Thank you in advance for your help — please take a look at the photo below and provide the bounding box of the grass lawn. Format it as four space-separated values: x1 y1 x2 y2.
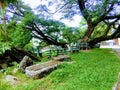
0 48 120 90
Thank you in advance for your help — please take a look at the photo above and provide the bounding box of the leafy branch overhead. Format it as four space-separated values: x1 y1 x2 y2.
77 0 120 45
35 0 120 46
7 1 83 46
1 0 120 49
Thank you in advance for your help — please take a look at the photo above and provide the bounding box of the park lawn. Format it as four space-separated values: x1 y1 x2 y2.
0 48 120 90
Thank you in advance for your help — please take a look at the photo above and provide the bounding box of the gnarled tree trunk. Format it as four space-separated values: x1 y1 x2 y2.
0 47 40 69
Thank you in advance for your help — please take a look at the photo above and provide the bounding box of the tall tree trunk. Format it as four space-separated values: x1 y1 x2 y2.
77 0 95 42
82 22 95 42
0 0 8 41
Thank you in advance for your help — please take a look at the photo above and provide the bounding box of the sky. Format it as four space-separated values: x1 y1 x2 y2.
22 0 81 27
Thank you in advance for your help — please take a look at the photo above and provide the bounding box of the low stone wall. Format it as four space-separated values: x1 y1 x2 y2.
112 72 120 90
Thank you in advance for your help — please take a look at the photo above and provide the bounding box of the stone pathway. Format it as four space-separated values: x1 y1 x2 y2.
100 45 120 49
113 49 120 57
100 45 120 57
100 45 120 90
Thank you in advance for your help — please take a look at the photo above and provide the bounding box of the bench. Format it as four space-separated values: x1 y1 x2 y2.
70 46 79 53
46 50 52 58
51 46 65 56
80 42 90 50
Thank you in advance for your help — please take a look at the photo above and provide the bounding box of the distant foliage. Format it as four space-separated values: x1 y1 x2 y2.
62 27 82 43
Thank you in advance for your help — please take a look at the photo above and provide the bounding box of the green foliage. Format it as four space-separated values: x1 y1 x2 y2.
0 1 33 54
22 11 38 25
91 22 107 39
0 42 11 54
24 40 34 51
5 0 81 46
0 25 7 42
38 41 48 47
37 19 66 43
0 80 11 90
3 62 19 75
3 2 33 48
7 22 32 48
0 25 11 54
77 18 87 37
1 0 18 5
62 27 82 43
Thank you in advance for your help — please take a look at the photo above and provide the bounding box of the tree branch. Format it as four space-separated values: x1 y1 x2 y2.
105 15 120 19
93 2 115 26
89 24 120 46
77 0 92 22
25 22 67 46
111 24 120 37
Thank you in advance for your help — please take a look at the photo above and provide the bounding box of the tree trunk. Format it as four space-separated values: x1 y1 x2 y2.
82 23 95 42
14 47 40 61
0 0 8 41
88 35 114 47
0 47 40 69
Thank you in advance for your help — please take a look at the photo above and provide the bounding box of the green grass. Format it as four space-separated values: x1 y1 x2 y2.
0 48 120 90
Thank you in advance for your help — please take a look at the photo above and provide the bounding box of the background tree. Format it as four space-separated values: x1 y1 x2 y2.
36 0 120 47
7 1 72 47
0 1 39 62
6 0 120 48
0 0 18 41
0 0 19 54
77 0 120 46
62 27 82 43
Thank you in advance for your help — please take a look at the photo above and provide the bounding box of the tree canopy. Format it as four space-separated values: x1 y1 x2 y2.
1 0 120 50
35 0 120 46
77 0 120 46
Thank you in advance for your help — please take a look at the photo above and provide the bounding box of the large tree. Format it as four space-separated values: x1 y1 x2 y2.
7 1 75 47
7 0 120 47
0 0 18 41
0 1 40 66
77 0 120 46
36 0 120 47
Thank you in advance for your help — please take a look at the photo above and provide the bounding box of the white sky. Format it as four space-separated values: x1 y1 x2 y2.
22 0 81 27
22 0 40 8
